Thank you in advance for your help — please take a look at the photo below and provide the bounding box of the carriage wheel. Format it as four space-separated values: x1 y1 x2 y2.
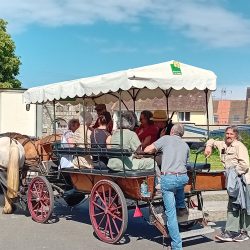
27 176 54 223
89 180 128 244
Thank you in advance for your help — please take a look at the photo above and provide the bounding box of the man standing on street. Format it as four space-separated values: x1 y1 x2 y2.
204 125 250 242
144 123 189 250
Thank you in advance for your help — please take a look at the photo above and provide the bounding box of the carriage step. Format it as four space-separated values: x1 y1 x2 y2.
180 226 214 239
154 208 204 225
178 209 203 223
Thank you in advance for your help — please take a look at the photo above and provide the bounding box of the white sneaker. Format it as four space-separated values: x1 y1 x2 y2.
233 232 249 242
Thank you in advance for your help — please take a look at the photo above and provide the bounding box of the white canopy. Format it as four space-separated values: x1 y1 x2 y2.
23 60 216 104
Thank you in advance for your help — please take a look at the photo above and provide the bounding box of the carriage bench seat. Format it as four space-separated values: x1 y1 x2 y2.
186 162 210 171
55 145 155 177
61 167 156 178
53 145 133 158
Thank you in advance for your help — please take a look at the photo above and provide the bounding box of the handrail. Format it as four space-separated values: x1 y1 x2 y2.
53 143 133 158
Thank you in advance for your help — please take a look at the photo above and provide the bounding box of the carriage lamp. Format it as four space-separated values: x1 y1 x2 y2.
26 104 30 111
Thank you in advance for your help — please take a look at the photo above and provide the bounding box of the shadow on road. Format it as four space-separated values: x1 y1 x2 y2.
183 236 213 248
0 194 226 248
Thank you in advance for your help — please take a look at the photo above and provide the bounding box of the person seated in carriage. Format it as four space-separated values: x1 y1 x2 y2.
135 110 158 150
90 115 111 167
60 118 80 168
107 111 160 177
72 111 93 169
152 110 174 138
92 104 113 134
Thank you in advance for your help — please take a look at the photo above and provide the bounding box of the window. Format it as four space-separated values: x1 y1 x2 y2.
214 115 218 123
56 105 63 112
178 112 190 122
232 115 240 123
66 104 71 112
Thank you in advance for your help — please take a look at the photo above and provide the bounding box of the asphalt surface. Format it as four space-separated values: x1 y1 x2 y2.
0 194 250 250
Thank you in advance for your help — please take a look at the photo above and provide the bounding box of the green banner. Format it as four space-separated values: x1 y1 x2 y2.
170 61 182 75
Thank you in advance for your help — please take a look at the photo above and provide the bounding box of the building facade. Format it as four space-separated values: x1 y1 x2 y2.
213 100 246 125
0 88 42 137
213 87 250 125
112 91 214 125
42 103 97 136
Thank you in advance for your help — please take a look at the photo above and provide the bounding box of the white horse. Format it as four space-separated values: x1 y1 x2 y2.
0 137 25 214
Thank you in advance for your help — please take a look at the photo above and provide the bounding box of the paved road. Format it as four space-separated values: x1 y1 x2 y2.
0 195 249 250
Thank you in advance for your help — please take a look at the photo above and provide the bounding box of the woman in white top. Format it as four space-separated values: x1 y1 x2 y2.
60 118 80 168
72 111 94 168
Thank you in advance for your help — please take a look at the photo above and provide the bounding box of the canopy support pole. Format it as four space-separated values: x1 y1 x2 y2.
132 88 136 113
164 88 172 118
82 98 87 145
118 90 123 149
205 88 210 138
125 88 138 112
118 90 127 176
53 100 56 139
106 93 129 110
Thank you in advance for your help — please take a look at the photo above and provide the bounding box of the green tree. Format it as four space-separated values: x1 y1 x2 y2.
246 116 250 124
240 131 250 156
0 19 21 88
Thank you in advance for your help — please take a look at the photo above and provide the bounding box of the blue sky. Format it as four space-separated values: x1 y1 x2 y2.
1 0 250 99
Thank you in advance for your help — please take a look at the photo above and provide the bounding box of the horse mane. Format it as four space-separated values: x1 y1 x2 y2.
1 139 25 214
0 132 61 144
38 134 61 145
0 132 31 141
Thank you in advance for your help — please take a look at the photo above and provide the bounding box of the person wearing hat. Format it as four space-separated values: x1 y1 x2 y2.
152 110 168 139
152 110 174 138
93 104 113 133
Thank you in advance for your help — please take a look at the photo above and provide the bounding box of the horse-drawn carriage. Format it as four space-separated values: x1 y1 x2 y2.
0 60 226 244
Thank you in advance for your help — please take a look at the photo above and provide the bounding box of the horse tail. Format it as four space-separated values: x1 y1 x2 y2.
6 140 20 199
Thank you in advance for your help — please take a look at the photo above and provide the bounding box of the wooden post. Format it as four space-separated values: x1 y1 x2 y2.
205 89 210 138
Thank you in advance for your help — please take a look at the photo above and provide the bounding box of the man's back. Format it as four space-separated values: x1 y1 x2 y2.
155 135 189 173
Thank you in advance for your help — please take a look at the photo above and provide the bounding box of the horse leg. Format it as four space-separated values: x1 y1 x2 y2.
2 196 13 214
0 171 12 213
21 167 28 186
3 141 20 214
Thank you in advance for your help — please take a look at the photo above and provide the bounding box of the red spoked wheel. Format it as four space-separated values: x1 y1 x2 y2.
27 176 54 223
89 180 128 244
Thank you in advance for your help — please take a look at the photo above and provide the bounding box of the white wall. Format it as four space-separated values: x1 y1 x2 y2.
0 90 38 136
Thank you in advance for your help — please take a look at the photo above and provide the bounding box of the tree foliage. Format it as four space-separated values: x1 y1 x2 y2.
240 131 250 156
0 19 21 88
